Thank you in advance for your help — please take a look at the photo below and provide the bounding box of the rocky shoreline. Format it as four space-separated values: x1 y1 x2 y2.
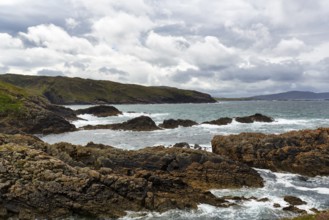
1 89 328 219
212 128 329 176
0 134 263 219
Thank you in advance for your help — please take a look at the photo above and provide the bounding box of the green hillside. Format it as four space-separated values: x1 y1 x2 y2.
0 80 27 116
0 74 216 104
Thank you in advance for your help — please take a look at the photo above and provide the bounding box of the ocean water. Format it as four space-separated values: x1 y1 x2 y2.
40 101 329 219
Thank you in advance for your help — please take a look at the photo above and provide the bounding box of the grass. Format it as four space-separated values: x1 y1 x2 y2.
0 81 26 116
0 74 216 104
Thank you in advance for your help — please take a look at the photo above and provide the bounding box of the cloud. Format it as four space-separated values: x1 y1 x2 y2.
0 0 328 97
37 69 64 76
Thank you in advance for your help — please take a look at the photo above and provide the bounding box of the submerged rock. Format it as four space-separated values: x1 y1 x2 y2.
203 117 233 126
76 105 122 117
82 116 160 131
159 119 198 129
0 133 263 219
212 128 329 176
235 113 274 123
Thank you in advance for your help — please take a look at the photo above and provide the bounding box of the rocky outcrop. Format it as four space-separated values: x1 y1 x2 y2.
76 105 122 117
235 113 274 123
212 128 329 176
159 119 198 129
203 117 233 126
82 116 160 131
0 91 76 134
284 196 307 206
0 134 263 219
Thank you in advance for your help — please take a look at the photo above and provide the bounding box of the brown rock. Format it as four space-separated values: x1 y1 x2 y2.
159 119 198 129
82 116 160 131
284 196 307 206
212 128 329 176
203 117 233 126
0 133 264 219
235 113 274 123
76 105 122 117
283 206 307 214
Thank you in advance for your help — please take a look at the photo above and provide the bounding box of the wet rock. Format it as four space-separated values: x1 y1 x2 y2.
273 203 281 208
159 119 198 129
257 198 269 202
0 133 264 219
283 206 307 214
173 142 190 149
76 105 122 117
82 116 160 131
212 128 329 176
284 196 307 206
235 113 274 123
203 117 233 126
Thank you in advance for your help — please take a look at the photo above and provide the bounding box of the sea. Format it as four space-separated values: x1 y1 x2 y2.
40 101 329 220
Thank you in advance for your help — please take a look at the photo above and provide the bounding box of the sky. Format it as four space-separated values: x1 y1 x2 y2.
0 0 329 97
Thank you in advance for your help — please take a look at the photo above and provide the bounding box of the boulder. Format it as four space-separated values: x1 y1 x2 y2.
76 105 122 117
212 128 329 176
83 116 160 131
235 113 274 123
159 119 198 129
284 196 307 206
203 117 233 126
0 133 264 219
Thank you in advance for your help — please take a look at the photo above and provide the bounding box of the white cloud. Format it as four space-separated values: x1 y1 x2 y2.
274 38 308 56
0 0 328 96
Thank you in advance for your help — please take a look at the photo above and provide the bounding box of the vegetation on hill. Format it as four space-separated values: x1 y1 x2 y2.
0 74 216 104
0 81 26 116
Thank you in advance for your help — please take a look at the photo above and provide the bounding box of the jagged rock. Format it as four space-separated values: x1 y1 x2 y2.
235 113 274 123
0 133 264 219
76 105 122 117
212 128 329 176
284 196 307 206
273 203 281 208
203 117 233 126
82 116 160 131
159 119 198 129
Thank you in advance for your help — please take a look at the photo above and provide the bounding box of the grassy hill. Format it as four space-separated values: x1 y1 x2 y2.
0 74 216 104
0 80 27 116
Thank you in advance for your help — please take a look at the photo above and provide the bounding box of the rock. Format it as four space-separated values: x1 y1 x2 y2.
0 133 264 219
46 105 79 121
273 203 281 208
159 119 198 129
212 128 329 176
235 113 274 123
76 105 122 117
283 206 307 214
284 196 307 206
82 116 160 131
173 142 190 149
203 117 233 126
257 198 269 202
0 96 76 135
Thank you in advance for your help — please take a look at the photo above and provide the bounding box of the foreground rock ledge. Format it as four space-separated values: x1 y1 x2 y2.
0 134 263 219
212 128 329 176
